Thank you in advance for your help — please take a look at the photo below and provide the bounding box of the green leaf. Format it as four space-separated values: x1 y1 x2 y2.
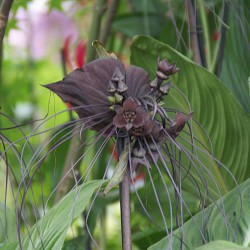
130 36 250 192
147 179 250 249
132 228 166 250
220 1 250 113
133 174 200 231
0 242 18 250
0 203 16 244
193 240 250 250
112 14 166 38
48 0 63 11
104 140 135 195
19 180 105 250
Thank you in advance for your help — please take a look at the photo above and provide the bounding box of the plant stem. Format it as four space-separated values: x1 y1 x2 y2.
99 0 120 45
86 0 106 63
196 12 206 67
118 137 131 250
186 0 202 65
0 0 14 82
215 1 229 77
198 0 212 70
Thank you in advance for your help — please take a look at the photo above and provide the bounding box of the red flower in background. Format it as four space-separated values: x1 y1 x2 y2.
62 36 87 109
63 36 86 71
75 41 86 68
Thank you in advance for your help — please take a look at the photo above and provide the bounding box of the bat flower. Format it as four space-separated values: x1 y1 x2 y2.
44 58 151 131
45 55 191 172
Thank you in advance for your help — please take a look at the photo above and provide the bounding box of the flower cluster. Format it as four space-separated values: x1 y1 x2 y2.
45 56 192 171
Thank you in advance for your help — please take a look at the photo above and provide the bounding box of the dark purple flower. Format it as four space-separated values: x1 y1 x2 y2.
45 56 188 169
44 58 151 131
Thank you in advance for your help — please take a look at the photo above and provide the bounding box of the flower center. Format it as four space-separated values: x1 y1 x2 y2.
123 111 136 123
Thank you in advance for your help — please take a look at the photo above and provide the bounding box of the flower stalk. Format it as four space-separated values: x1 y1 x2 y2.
117 136 132 250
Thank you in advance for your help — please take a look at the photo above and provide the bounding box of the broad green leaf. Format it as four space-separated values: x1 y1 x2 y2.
148 179 250 249
193 240 250 250
220 1 250 113
19 180 105 250
130 36 250 192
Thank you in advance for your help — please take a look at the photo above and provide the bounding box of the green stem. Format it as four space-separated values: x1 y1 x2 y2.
210 2 229 74
186 0 202 65
86 0 106 63
215 2 229 77
198 0 212 70
99 0 120 45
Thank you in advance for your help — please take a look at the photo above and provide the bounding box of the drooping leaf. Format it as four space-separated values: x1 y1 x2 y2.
148 179 250 249
19 180 105 250
130 36 250 192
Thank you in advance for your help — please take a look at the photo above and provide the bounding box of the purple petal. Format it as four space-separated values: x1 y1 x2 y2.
113 114 127 128
125 66 151 97
114 106 124 115
123 98 138 111
44 58 125 123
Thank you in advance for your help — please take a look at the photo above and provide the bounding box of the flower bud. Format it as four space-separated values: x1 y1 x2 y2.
157 59 180 79
114 93 123 103
107 96 116 104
